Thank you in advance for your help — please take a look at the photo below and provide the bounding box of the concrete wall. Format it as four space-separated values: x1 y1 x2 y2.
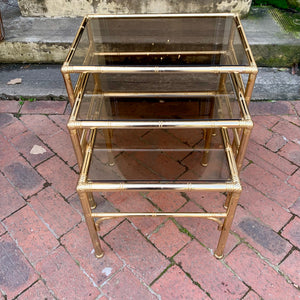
18 0 252 17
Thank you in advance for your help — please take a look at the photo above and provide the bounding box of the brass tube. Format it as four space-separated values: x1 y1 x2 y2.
91 212 227 218
94 50 227 56
62 65 258 74
77 182 240 192
68 119 253 130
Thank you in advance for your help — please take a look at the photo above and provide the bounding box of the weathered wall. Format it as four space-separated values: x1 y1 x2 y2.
18 0 252 17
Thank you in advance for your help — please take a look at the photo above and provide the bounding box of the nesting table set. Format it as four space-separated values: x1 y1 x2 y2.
61 14 257 259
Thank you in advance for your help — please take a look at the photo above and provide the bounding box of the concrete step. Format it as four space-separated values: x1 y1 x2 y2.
0 64 299 101
0 2 299 67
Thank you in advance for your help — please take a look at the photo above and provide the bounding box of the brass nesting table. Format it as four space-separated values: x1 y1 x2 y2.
61 14 257 259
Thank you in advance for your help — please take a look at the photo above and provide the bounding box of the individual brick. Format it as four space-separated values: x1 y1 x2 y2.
226 244 299 299
241 163 300 209
0 134 20 169
16 280 56 300
104 220 169 285
0 234 38 299
239 183 292 232
149 219 191 258
42 130 77 167
0 113 14 128
252 115 281 129
4 158 46 199
279 141 300 167
61 222 123 286
0 100 20 113
174 240 248 299
232 206 292 265
249 122 272 146
102 267 157 300
20 115 61 140
49 114 69 132
280 250 300 287
152 265 208 299
3 205 59 264
146 191 187 212
272 119 300 144
290 197 300 217
281 217 300 249
36 247 100 299
36 156 77 198
0 118 27 140
0 172 26 220
265 133 287 152
21 100 67 115
29 187 81 238
288 169 300 191
282 115 300 127
10 131 53 167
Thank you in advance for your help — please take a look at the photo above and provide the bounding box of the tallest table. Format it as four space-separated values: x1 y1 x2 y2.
61 14 257 259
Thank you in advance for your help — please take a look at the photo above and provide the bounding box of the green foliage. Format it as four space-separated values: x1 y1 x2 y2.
18 96 36 106
253 0 300 11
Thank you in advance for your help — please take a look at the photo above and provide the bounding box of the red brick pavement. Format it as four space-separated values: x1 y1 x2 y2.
0 99 299 299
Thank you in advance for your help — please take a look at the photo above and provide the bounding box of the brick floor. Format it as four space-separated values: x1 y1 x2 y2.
0 100 300 299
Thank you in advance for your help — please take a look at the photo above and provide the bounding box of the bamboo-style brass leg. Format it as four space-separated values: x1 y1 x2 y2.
236 128 252 172
88 192 97 209
103 129 114 166
214 190 241 259
77 190 104 258
224 192 231 209
201 128 213 167
69 128 84 169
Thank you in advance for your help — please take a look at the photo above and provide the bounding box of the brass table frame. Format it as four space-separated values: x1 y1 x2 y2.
61 13 258 259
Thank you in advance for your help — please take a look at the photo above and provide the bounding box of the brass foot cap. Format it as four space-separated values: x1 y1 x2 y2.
214 253 224 260
90 204 97 209
95 252 104 259
201 163 208 167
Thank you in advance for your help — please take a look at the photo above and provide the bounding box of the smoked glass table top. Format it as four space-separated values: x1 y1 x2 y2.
64 14 256 73
86 128 233 183
69 72 251 127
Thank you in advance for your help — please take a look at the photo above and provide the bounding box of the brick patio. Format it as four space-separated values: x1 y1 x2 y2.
0 99 299 299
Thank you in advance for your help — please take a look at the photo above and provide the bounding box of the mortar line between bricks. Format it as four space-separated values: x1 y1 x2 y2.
121 263 162 300
278 246 298 267
149 261 175 287
60 244 102 292
172 255 213 299
11 279 41 300
0 203 27 223
239 288 261 300
58 220 84 243
278 214 296 235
